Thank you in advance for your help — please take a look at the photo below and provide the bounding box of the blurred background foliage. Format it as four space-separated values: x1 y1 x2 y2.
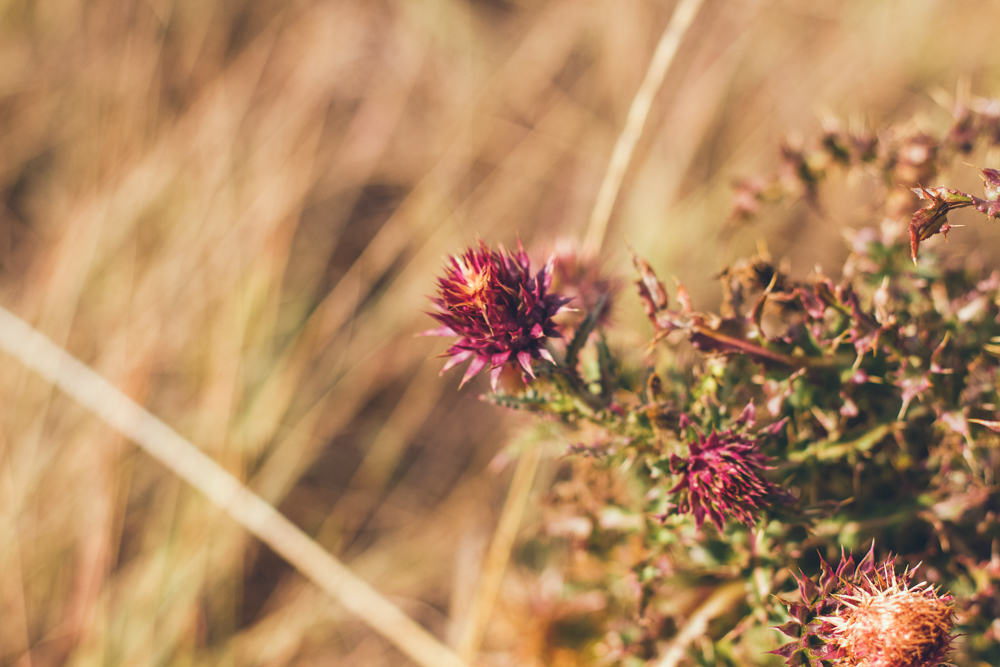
3 0 1000 665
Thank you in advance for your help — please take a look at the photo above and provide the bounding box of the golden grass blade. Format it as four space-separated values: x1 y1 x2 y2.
456 444 541 660
0 304 470 667
582 0 706 256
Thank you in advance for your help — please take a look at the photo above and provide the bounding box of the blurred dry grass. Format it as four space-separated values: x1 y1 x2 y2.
3 1 1000 665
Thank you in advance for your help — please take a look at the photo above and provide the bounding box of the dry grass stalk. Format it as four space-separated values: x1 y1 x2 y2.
0 303 469 667
581 0 707 257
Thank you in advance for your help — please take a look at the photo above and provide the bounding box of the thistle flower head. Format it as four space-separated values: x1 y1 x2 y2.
775 545 956 667
667 405 789 530
425 239 571 390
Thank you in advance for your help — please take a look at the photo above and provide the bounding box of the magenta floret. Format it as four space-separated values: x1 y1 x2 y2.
425 240 571 390
667 405 789 530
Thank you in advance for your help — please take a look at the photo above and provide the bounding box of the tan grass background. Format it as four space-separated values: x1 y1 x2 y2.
2 1 1000 665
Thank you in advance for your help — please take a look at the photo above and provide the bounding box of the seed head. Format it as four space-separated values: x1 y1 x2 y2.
775 546 956 667
825 563 955 667
424 240 571 390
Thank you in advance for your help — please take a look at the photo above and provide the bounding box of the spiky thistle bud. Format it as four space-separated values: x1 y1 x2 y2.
774 545 956 667
424 240 571 390
666 404 790 531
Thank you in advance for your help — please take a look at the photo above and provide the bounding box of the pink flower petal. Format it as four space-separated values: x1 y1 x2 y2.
420 325 458 337
459 355 489 388
491 351 511 368
517 351 535 378
440 349 473 374
490 364 505 392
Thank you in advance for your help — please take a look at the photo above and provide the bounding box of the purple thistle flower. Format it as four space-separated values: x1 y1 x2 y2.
424 240 571 390
667 405 789 531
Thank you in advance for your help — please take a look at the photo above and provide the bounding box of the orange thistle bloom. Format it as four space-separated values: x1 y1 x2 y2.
775 545 956 667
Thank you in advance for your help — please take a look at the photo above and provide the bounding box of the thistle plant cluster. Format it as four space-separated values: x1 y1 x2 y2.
426 101 1000 666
